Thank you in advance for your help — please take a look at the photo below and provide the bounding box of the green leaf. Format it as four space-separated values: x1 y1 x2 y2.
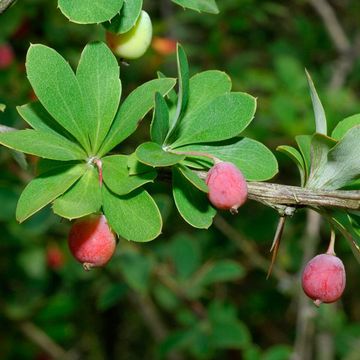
208 302 250 349
172 0 219 14
0 129 87 161
171 93 256 148
37 159 78 175
277 145 305 185
197 260 245 286
186 70 232 114
102 186 162 242
169 233 201 279
349 213 360 238
0 104 6 112
16 163 86 222
157 71 178 105
329 213 360 265
262 345 292 360
58 0 124 24
136 142 185 167
76 42 121 154
127 153 156 175
150 92 170 145
306 133 336 189
172 166 216 229
308 126 360 190
103 0 142 34
52 166 102 219
305 69 327 135
178 138 278 181
296 135 312 180
26 44 90 152
176 164 208 192
102 155 156 195
17 102 73 138
332 114 360 140
166 44 190 142
98 78 176 157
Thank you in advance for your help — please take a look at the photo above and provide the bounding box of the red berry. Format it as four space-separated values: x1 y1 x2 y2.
302 253 346 306
46 244 65 270
205 162 248 213
0 43 14 69
68 214 116 270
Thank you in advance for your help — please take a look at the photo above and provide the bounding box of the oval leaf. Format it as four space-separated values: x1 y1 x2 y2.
102 154 156 195
332 114 360 140
178 138 278 181
26 44 90 152
172 166 216 229
136 142 185 167
309 126 360 190
187 70 232 114
17 101 74 139
150 92 170 145
103 0 142 34
102 186 162 242
172 0 219 14
98 78 176 157
0 129 87 161
16 164 86 222
52 166 102 219
176 164 208 192
171 93 256 148
76 42 121 154
58 0 124 24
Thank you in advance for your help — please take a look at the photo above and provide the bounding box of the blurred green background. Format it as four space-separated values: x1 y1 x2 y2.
1 0 360 359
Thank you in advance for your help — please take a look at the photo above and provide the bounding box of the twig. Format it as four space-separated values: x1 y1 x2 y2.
129 293 184 360
0 0 16 14
18 321 77 360
329 33 360 90
308 0 360 90
129 293 168 341
308 0 349 53
247 182 360 211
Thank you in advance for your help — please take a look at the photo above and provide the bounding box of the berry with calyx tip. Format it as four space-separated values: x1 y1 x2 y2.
302 253 346 306
106 10 152 60
68 214 116 270
205 161 248 213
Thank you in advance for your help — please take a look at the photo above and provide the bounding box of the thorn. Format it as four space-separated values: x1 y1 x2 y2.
267 216 286 279
314 299 322 307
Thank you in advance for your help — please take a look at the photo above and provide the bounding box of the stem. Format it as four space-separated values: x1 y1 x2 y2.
169 150 221 164
94 159 103 186
247 182 360 211
326 229 336 255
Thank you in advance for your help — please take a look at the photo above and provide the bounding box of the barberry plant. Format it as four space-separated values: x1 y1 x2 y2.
0 1 359 310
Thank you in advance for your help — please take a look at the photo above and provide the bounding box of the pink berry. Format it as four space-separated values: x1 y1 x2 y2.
205 161 248 213
68 214 116 270
0 44 14 69
302 253 346 306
